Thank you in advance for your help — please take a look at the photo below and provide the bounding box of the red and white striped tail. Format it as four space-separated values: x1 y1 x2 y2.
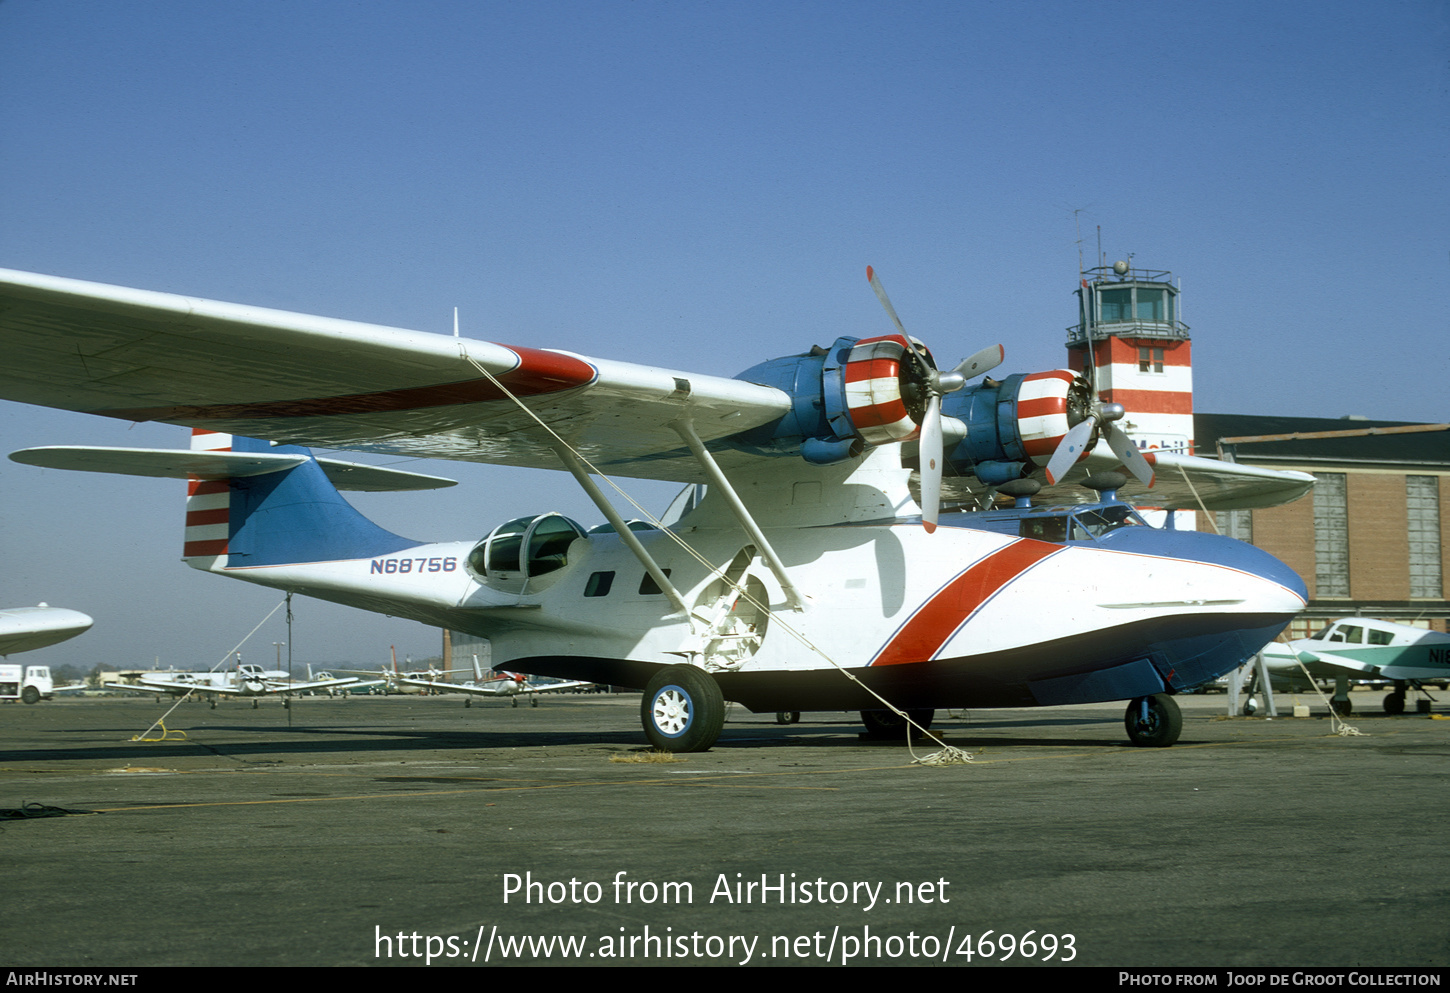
184 430 232 566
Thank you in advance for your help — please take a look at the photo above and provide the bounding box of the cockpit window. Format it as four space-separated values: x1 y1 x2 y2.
1018 506 1145 543
1072 506 1145 538
1020 516 1068 542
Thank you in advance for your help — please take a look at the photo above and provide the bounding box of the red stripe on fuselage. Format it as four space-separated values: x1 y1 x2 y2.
871 539 1063 666
96 347 596 422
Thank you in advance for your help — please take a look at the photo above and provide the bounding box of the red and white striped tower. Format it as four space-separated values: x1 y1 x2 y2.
1068 261 1194 527
1067 261 1193 457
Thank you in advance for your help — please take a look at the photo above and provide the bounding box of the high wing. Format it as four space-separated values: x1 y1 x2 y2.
0 268 788 483
0 266 1310 510
936 441 1315 512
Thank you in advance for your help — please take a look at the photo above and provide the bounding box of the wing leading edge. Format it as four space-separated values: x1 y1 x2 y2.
0 267 790 482
1 267 1312 510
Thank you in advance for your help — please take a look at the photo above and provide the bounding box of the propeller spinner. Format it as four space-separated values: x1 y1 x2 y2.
865 266 1004 532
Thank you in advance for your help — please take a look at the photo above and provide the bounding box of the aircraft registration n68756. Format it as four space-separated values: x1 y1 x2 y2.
0 265 1312 751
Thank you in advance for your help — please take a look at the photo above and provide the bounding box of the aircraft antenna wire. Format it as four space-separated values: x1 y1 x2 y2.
458 347 974 765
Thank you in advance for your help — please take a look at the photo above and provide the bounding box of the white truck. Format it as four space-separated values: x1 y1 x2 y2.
0 663 55 704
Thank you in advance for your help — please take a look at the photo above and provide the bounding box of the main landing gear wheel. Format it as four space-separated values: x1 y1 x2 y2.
641 665 725 753
775 711 801 725
860 708 934 740
1383 691 1406 716
1330 697 1353 716
1124 694 1182 748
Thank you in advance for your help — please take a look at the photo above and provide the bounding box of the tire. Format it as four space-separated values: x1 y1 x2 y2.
641 666 725 752
1331 697 1353 716
1383 692 1406 716
860 708 934 739
775 711 801 725
20 685 40 705
1124 694 1182 747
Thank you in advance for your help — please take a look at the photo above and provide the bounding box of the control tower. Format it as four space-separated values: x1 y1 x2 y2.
1067 261 1194 455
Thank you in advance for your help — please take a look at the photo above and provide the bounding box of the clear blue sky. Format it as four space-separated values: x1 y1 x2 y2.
2 0 1445 673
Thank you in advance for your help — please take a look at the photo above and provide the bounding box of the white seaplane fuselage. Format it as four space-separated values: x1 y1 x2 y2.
199 483 1306 715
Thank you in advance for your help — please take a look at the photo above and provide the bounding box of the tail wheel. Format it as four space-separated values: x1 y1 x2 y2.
641 665 725 753
1125 694 1182 747
860 708 934 739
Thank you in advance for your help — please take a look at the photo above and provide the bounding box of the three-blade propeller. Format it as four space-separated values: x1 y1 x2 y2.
866 267 1004 532
1042 397 1156 489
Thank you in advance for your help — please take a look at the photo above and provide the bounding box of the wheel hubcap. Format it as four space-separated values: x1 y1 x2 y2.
652 687 691 736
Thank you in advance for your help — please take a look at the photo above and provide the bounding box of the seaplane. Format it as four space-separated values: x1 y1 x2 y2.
0 265 1314 751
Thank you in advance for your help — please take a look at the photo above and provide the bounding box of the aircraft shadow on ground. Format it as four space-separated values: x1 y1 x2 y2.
1 712 1143 764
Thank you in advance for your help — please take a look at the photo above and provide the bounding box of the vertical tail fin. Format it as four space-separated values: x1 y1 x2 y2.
12 432 453 572
184 430 421 571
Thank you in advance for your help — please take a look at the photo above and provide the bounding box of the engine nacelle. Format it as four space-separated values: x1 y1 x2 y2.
732 334 932 464
941 369 1093 481
734 339 1094 486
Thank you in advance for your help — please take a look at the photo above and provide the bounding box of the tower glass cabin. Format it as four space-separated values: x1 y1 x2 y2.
1067 263 1194 456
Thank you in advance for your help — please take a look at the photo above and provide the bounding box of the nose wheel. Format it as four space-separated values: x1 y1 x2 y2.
1125 694 1182 747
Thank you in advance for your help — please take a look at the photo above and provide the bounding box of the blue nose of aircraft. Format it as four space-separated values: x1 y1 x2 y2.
1091 526 1308 691
1095 526 1308 603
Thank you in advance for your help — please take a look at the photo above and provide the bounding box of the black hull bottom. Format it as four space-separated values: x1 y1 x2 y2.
507 612 1294 712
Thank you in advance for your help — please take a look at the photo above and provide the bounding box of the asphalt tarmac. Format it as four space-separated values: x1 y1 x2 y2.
0 687 1445 969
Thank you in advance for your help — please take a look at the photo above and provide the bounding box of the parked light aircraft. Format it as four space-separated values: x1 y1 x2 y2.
0 266 1314 750
399 655 597 706
122 655 357 707
1259 618 1449 715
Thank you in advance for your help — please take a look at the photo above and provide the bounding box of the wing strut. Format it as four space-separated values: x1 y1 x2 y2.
673 419 807 612
553 446 694 621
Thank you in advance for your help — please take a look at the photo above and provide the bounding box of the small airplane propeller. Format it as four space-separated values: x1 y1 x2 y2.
866 266 1004 532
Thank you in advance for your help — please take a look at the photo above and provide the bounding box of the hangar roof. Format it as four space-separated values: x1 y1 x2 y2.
1195 413 1450 471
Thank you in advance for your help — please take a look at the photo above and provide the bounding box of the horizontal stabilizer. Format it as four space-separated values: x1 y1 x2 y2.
9 446 456 492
